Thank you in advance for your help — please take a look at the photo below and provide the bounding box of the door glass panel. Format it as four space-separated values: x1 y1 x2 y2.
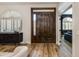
33 13 36 36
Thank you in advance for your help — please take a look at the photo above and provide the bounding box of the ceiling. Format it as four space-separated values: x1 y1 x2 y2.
0 2 59 5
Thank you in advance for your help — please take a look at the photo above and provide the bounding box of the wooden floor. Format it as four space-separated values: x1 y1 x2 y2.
0 44 17 52
59 38 72 57
27 43 58 57
0 43 58 57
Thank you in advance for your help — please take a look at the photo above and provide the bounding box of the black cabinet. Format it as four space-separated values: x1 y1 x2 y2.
0 32 23 43
64 32 72 44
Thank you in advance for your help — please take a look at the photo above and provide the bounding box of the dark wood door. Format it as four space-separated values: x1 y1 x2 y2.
31 8 56 43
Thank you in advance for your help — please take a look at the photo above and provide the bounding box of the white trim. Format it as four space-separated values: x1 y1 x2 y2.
33 9 54 12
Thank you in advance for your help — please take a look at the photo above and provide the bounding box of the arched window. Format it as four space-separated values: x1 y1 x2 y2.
0 10 22 32
63 17 72 30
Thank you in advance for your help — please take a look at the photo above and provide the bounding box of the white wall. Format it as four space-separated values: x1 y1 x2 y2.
0 3 58 44
72 2 79 57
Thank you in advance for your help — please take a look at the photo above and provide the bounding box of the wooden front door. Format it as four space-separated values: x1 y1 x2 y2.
31 8 56 43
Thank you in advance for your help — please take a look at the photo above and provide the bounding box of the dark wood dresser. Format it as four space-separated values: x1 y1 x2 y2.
0 32 23 43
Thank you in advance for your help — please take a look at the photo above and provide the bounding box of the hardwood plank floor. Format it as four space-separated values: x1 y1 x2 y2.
0 43 58 57
59 39 72 57
43 43 48 57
